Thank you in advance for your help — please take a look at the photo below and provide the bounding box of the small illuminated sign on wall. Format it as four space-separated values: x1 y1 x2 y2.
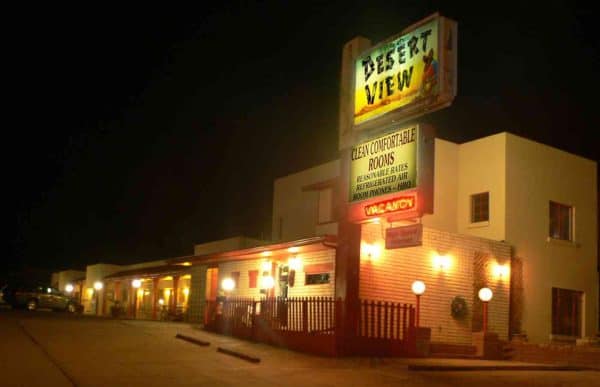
364 194 416 217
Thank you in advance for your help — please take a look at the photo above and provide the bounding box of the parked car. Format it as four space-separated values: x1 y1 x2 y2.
2 284 83 313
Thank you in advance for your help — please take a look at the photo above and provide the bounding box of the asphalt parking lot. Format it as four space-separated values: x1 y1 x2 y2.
1 308 598 387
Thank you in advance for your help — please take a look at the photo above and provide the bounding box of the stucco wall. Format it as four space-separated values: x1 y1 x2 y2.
272 160 340 241
360 222 511 345
456 133 507 241
422 138 459 232
505 133 598 342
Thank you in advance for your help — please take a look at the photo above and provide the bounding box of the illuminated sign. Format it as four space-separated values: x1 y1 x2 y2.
350 125 417 202
353 14 457 128
364 194 416 217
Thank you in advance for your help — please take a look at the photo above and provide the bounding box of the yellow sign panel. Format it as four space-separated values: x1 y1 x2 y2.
354 16 456 125
349 126 418 202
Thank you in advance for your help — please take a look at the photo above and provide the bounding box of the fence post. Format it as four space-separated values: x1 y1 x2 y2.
302 297 308 333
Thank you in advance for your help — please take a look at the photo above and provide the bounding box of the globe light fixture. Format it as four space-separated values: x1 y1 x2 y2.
411 280 426 327
132 279 142 288
222 277 235 292
478 287 493 333
65 284 74 293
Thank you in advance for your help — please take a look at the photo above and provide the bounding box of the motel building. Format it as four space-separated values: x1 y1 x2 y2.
52 15 598 357
52 130 598 357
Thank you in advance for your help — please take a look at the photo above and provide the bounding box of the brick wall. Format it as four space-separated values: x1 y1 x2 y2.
360 222 511 344
509 342 600 369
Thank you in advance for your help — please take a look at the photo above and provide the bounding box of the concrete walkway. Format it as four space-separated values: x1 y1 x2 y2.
128 320 598 372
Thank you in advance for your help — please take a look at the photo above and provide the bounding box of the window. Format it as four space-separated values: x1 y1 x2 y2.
552 287 582 337
549 201 573 241
470 192 489 223
248 270 258 289
318 188 334 224
305 273 330 285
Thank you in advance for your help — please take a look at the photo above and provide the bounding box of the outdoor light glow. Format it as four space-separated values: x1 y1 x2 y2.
183 287 190 296
87 288 94 296
181 262 192 266
361 242 382 260
433 254 452 271
287 246 300 253
222 277 235 291
164 289 171 296
411 280 426 295
132 279 142 288
261 275 275 289
261 251 272 257
261 260 272 272
47 288 52 293
93 281 103 291
493 263 510 279
370 217 381 224
478 287 493 302
65 284 74 293
158 298 164 305
289 256 302 271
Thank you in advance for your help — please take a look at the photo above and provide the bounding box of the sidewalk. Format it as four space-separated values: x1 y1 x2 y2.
405 358 597 371
128 320 598 372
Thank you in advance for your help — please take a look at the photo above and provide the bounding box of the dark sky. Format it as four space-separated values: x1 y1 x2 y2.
4 1 599 275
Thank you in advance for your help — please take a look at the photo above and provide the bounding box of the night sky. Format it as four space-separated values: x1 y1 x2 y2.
5 2 599 279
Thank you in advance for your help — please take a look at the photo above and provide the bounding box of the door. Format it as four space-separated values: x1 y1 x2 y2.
552 287 583 337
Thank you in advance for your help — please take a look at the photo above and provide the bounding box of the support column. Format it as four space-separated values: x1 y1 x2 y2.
114 281 121 302
188 265 208 323
335 148 363 355
152 278 159 320
171 275 180 313
335 36 372 356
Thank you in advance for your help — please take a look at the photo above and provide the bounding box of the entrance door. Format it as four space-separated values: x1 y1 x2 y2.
552 287 583 337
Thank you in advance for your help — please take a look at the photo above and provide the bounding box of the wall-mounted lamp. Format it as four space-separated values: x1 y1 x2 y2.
492 263 510 279
221 277 235 292
433 254 452 271
261 275 275 290
288 255 302 288
132 279 142 289
362 242 382 260
261 260 272 272
289 256 302 271
65 284 74 293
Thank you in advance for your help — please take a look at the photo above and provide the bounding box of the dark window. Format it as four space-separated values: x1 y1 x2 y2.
549 201 573 241
552 287 582 337
305 273 330 285
471 192 489 223
248 270 258 289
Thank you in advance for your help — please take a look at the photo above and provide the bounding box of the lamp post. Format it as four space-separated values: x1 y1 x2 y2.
411 280 426 327
478 287 493 333
93 281 103 315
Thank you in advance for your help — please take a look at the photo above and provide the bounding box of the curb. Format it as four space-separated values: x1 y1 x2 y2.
217 347 261 363
175 333 210 346
408 364 595 371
